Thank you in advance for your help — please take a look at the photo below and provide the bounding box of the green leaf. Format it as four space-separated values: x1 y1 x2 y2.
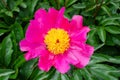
105 26 120 34
34 72 50 80
90 64 118 80
49 0 57 8
0 76 9 80
97 27 106 42
13 7 20 12
90 53 120 64
29 67 44 80
28 0 39 15
38 2 50 9
61 74 69 80
101 5 111 16
59 0 65 6
0 22 8 28
80 68 93 80
112 35 120 46
12 22 24 42
66 0 77 7
73 3 86 9
0 29 7 36
90 54 110 64
72 70 82 80
110 1 119 9
20 59 37 80
105 33 115 46
20 2 27 8
94 43 105 51
100 16 120 24
13 54 25 69
102 20 120 26
49 70 60 80
0 35 13 66
85 4 97 12
0 69 15 77
5 11 13 17
9 69 18 79
87 29 98 46
34 68 55 80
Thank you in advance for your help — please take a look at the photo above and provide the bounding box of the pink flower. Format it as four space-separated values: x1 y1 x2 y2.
19 7 94 74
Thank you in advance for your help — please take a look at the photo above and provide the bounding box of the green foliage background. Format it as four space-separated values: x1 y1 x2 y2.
0 0 120 80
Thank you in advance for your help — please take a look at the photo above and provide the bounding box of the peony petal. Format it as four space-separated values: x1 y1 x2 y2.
19 39 31 51
70 15 83 31
69 43 94 68
38 51 54 72
52 7 70 31
48 8 59 27
24 48 44 61
19 39 42 51
65 50 79 65
70 27 90 43
25 20 45 43
55 7 65 26
57 17 70 31
71 49 90 68
75 44 94 68
34 8 52 29
34 8 47 20
54 55 70 74
84 44 94 57
57 7 65 21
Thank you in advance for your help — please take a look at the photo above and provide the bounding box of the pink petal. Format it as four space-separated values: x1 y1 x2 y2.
54 55 70 74
35 8 53 30
19 39 42 51
70 27 90 43
38 51 54 72
75 44 94 68
48 8 59 27
70 15 83 31
57 17 70 31
71 49 90 68
24 48 44 61
19 39 31 51
84 44 94 57
25 20 45 43
71 42 94 57
55 7 65 26
34 8 47 20
69 43 94 68
57 7 65 22
65 51 79 65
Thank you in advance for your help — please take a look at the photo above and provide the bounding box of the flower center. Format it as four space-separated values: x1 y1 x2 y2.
44 28 70 55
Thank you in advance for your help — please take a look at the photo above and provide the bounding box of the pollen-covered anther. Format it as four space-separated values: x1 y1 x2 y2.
44 28 70 55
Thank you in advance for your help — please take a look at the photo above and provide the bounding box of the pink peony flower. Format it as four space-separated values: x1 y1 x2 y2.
19 7 94 73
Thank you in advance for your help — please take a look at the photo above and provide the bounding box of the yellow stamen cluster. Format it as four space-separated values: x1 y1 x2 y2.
44 28 70 55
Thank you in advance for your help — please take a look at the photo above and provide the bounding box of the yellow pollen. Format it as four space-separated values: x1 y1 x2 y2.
44 28 70 55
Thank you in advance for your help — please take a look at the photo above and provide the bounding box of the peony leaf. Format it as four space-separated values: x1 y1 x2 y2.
90 64 118 80
0 29 7 36
0 69 15 77
73 3 86 9
61 74 69 80
11 22 24 43
19 59 37 80
0 35 13 66
72 70 82 80
101 5 111 16
66 0 77 7
97 27 106 42
105 26 120 34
